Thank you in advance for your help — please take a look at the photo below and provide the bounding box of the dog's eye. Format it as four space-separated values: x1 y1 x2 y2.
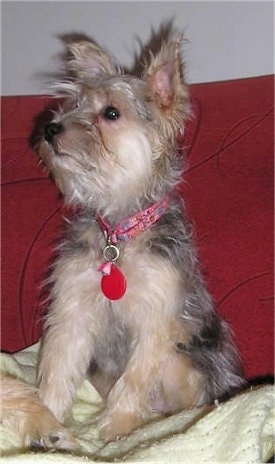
102 106 120 121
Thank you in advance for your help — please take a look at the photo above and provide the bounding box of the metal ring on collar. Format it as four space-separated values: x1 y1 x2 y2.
103 244 120 262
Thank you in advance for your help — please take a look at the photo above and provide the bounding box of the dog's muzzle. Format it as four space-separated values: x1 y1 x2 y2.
44 122 64 144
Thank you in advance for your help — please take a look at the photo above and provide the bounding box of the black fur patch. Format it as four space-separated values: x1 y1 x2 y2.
175 316 221 354
188 316 221 351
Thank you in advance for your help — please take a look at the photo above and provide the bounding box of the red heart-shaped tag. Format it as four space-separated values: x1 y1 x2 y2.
101 264 127 300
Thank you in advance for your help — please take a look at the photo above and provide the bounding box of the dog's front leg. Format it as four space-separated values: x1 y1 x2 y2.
98 336 164 441
38 260 104 423
98 375 147 441
38 318 93 423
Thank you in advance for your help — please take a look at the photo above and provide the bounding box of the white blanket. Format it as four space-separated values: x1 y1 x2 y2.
0 343 274 463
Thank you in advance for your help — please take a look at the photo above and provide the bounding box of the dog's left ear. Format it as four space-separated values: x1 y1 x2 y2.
144 37 188 114
64 39 117 80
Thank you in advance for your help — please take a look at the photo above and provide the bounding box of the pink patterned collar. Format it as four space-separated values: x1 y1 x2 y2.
97 196 169 300
97 196 170 245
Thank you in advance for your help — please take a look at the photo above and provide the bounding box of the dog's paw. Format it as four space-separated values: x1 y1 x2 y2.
98 410 143 442
28 431 77 452
28 427 77 452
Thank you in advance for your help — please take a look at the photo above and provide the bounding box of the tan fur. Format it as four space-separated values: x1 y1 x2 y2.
0 375 77 451
38 225 204 441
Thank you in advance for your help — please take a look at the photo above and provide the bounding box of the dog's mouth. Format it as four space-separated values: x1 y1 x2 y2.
43 140 69 160
43 125 75 161
44 138 97 174
44 122 74 158
43 124 66 157
50 146 69 158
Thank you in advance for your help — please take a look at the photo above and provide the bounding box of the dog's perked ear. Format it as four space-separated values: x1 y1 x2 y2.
64 39 118 80
143 37 188 118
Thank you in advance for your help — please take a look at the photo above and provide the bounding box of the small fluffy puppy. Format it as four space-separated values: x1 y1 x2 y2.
34 32 244 442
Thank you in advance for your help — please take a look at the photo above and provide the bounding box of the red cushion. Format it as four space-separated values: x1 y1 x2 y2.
1 75 274 381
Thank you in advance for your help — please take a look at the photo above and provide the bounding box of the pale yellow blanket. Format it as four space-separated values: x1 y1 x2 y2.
0 343 274 463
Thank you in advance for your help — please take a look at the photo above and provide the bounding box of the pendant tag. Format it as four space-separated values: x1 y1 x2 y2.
100 264 127 300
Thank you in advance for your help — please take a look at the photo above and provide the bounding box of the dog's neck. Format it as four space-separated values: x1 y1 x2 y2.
97 196 170 245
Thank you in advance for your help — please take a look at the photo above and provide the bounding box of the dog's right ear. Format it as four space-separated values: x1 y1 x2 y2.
64 39 117 80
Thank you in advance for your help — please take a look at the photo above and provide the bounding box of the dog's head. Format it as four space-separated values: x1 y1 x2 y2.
37 34 189 217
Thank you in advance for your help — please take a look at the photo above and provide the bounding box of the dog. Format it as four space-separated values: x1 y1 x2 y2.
3 30 245 448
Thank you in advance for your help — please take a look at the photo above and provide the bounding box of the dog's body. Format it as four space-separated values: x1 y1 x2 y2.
36 33 244 441
1 31 244 449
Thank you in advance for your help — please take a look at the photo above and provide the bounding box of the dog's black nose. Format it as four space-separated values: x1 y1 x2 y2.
44 122 63 144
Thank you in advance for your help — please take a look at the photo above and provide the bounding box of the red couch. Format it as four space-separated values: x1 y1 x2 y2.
1 75 274 382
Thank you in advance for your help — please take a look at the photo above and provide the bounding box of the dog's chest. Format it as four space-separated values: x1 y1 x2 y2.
65 218 182 318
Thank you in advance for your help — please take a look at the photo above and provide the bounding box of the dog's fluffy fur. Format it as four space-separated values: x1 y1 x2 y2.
0 375 77 451
1 30 245 448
